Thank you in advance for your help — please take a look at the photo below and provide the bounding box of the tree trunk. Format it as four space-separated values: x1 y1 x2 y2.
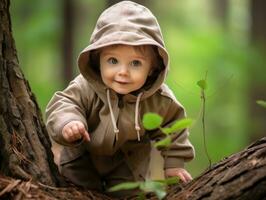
1 0 266 199
0 0 63 186
212 0 229 28
248 0 266 142
251 0 266 44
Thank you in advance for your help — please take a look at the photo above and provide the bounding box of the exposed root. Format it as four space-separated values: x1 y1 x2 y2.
0 175 115 200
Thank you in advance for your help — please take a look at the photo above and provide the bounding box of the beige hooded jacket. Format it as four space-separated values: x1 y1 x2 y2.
46 1 194 180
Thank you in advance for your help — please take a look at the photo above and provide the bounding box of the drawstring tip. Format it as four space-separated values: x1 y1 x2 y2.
137 131 140 141
136 126 141 141
114 129 119 141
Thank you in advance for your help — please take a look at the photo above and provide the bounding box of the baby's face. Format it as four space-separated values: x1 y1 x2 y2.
100 45 153 94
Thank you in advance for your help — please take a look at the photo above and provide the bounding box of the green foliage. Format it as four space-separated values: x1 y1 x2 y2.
154 136 171 148
143 113 193 148
109 177 179 200
162 176 179 185
142 113 163 130
257 100 266 108
197 76 212 167
162 16 257 176
162 118 194 135
197 79 208 90
109 182 140 192
139 181 166 200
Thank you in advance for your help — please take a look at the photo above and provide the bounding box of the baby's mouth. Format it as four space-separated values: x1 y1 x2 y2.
115 80 130 84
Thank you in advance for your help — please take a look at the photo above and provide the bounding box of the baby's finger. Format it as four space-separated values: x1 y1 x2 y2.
73 132 83 141
69 125 82 141
83 130 90 141
71 124 79 135
183 171 192 182
63 127 74 141
177 172 187 183
77 123 90 142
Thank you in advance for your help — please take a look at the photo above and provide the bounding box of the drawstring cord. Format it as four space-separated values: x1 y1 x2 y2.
106 89 143 142
107 89 119 141
135 92 143 141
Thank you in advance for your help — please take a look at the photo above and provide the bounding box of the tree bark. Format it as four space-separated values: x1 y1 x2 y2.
1 0 266 199
0 0 64 186
165 137 266 200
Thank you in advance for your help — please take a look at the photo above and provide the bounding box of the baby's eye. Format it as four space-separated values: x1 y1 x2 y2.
131 60 142 67
107 57 118 65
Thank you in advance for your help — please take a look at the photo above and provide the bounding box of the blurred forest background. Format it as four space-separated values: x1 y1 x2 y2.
10 0 266 178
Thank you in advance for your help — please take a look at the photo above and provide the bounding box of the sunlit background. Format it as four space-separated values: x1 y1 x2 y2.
10 0 266 178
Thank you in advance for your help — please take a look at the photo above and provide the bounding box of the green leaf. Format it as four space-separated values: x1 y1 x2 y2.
257 100 266 108
164 177 179 185
154 177 179 185
163 118 193 135
108 182 140 192
160 127 172 135
140 181 166 200
154 189 167 200
143 113 163 130
197 79 207 90
154 136 171 148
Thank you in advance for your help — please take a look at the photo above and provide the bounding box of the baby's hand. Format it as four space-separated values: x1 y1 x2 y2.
62 121 90 143
165 168 192 183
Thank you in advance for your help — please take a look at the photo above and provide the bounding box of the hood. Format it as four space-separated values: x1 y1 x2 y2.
78 1 169 101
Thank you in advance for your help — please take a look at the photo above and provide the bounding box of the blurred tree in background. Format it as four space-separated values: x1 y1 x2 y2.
249 0 266 141
10 0 266 178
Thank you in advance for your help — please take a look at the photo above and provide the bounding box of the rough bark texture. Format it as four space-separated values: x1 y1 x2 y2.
0 175 114 200
0 0 64 186
165 137 266 200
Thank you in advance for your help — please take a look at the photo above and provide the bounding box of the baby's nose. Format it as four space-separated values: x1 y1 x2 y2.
118 65 129 75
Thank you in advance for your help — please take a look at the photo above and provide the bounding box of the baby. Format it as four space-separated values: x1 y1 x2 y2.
46 1 195 197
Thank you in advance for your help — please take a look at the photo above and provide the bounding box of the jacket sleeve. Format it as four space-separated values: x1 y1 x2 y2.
45 77 89 146
149 98 195 169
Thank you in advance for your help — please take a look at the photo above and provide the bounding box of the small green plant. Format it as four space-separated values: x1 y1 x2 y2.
197 72 212 168
109 113 192 199
109 177 179 200
143 113 193 148
257 100 266 108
